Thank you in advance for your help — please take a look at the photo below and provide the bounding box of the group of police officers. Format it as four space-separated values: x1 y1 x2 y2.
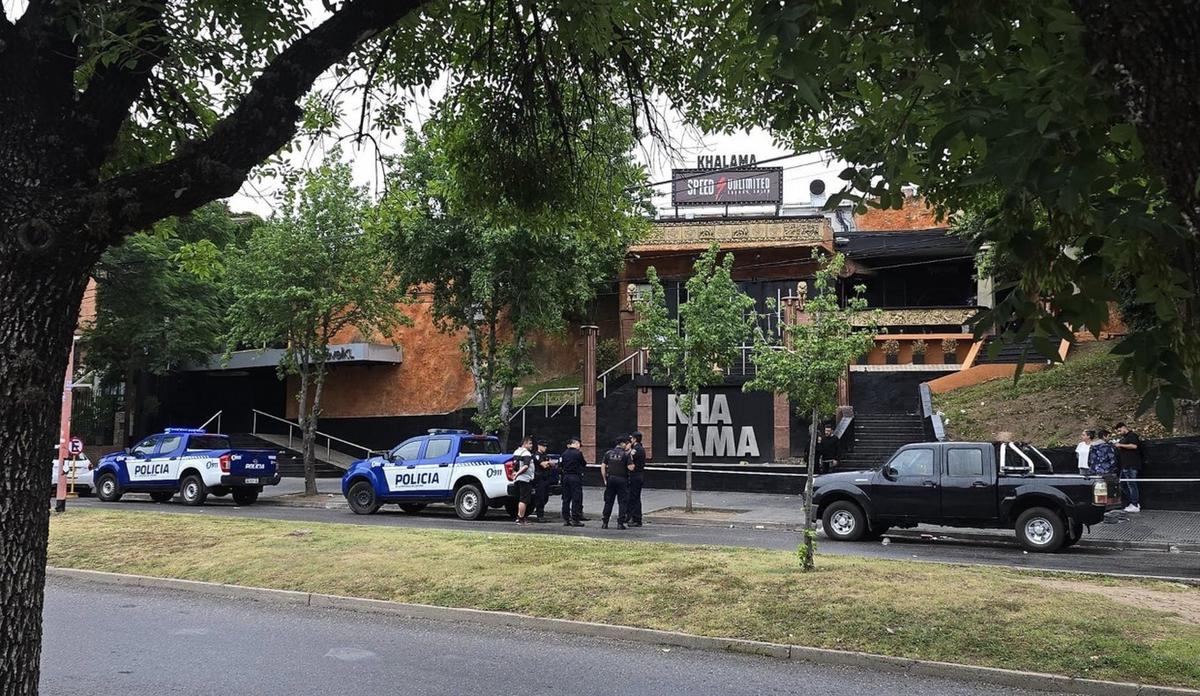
509 432 647 529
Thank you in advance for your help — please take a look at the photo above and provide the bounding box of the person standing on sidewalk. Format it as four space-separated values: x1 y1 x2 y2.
558 437 586 526
1088 429 1118 478
512 435 536 525
1114 422 1143 512
627 431 647 527
601 435 631 530
531 439 553 522
816 424 839 475
1075 430 1095 475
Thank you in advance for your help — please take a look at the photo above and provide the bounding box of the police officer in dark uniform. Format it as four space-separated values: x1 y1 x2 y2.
558 436 586 526
531 439 553 522
601 435 632 530
627 431 647 527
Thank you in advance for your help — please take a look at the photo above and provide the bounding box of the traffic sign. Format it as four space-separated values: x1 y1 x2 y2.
68 437 84 455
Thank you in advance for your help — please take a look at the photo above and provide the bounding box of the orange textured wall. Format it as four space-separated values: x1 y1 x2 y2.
287 301 584 419
854 194 945 231
78 278 97 330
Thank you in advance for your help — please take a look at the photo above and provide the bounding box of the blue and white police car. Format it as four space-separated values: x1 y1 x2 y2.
341 429 522 519
93 428 280 506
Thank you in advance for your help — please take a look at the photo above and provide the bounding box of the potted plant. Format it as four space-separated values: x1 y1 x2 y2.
882 339 901 365
942 338 959 364
912 339 927 365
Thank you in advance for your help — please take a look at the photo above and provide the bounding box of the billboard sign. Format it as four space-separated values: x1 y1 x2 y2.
671 167 783 207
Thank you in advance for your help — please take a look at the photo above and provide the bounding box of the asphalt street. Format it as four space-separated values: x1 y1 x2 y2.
41 578 1050 696
65 497 1200 580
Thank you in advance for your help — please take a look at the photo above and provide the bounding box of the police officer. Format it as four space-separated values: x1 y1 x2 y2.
531 439 553 522
558 436 586 526
601 435 632 530
627 431 647 527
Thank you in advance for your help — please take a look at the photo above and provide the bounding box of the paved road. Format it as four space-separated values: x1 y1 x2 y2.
42 578 1047 696
65 497 1200 580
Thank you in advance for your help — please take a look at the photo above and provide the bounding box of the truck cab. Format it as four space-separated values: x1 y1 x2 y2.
812 441 1113 552
93 428 280 506
341 429 517 520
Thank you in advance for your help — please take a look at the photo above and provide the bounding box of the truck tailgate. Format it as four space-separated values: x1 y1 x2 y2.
228 449 278 479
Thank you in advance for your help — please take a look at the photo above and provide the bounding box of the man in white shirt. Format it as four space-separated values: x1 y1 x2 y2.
511 436 536 525
1075 430 1095 475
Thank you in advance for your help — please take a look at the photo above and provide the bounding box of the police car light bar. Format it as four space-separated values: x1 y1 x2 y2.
164 427 208 435
427 428 470 435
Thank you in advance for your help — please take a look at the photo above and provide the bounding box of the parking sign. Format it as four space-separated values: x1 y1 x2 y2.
68 437 84 455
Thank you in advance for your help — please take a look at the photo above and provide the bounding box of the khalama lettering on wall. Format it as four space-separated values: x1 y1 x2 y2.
651 387 773 463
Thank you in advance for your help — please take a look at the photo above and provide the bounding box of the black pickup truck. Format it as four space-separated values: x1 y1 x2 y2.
811 441 1117 552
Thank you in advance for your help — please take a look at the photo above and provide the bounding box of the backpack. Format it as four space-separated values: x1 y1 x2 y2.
603 448 627 477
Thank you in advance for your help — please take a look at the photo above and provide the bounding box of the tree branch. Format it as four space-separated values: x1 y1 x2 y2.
96 0 430 237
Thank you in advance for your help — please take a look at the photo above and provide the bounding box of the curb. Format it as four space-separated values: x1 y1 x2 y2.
47 567 1199 696
643 514 801 531
256 497 348 510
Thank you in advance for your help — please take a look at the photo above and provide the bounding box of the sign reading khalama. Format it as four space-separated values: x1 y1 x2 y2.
671 167 783 207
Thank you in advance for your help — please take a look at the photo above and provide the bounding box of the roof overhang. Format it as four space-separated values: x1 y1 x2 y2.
184 342 403 372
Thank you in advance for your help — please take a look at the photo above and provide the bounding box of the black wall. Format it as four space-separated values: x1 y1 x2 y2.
581 464 807 495
596 378 638 450
151 368 286 439
1042 436 1200 512
850 371 945 414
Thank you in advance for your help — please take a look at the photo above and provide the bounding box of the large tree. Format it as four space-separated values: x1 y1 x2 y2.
0 1 701 691
384 98 649 436
681 0 1200 424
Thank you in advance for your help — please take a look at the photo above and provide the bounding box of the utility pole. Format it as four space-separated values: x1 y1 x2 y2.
53 336 80 513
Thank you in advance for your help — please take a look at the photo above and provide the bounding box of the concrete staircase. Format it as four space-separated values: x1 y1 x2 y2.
974 336 1046 365
837 412 929 471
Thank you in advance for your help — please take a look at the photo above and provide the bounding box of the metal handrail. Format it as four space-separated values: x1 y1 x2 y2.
251 409 380 459
507 388 581 442
598 351 644 398
198 410 222 433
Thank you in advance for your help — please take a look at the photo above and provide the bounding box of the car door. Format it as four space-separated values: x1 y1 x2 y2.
124 435 163 485
381 439 447 498
939 445 997 522
147 433 184 487
412 437 454 497
871 445 940 521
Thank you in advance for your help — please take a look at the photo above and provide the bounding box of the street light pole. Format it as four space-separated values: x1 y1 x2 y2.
53 335 80 513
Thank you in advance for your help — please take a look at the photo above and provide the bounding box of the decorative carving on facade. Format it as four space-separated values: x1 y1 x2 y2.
852 307 976 327
636 218 827 247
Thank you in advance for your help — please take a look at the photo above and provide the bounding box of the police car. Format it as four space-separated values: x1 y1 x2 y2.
93 428 281 506
341 430 522 520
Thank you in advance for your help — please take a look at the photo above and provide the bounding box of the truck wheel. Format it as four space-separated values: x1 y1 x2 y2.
1016 507 1066 552
504 500 519 519
821 501 866 542
347 481 381 515
96 473 122 502
454 483 487 521
398 503 426 514
232 489 260 506
150 491 175 503
179 475 208 506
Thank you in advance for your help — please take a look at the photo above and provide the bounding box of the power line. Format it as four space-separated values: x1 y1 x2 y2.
636 151 824 192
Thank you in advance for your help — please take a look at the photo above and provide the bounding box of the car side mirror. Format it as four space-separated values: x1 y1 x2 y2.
883 466 898 480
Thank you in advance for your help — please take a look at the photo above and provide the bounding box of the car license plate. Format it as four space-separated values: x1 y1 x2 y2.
245 477 259 484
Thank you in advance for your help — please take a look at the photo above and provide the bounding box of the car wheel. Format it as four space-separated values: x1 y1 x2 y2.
179 475 208 506
150 491 175 503
96 473 122 502
398 503 426 514
454 483 487 521
504 500 519 519
1016 507 1066 552
347 481 381 515
232 488 260 506
821 501 866 542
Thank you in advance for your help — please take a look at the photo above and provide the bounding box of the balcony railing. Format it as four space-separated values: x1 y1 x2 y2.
850 306 978 328
635 217 829 248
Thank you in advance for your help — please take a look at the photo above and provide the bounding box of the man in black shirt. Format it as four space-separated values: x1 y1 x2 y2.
601 435 632 530
558 437 586 526
815 424 839 475
530 439 554 522
627 431 647 527
1114 422 1143 512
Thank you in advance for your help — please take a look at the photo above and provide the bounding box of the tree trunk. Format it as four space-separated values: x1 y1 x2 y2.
684 390 697 513
802 406 818 571
305 356 329 497
0 256 92 696
295 358 315 495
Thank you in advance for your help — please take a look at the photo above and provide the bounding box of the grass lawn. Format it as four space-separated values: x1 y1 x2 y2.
934 342 1198 446
49 509 1200 688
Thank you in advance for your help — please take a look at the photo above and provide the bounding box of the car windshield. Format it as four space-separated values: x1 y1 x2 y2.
459 437 501 455
186 435 231 451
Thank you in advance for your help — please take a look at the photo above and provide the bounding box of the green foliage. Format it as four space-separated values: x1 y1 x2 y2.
673 0 1198 426
632 244 757 416
382 95 648 433
746 254 877 421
